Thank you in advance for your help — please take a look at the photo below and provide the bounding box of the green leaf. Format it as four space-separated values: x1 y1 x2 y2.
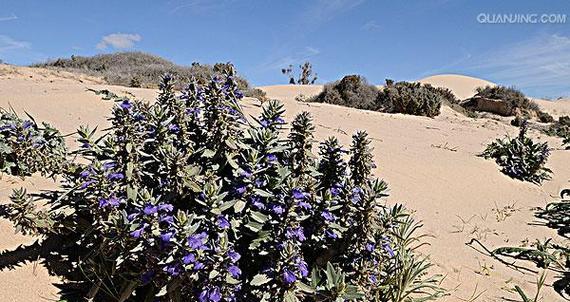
250 274 271 286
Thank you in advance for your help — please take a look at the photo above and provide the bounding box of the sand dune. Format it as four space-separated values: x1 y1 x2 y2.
1 67 569 301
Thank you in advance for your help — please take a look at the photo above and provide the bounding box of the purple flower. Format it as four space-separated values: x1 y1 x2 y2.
350 187 362 204
158 203 174 212
282 269 297 284
79 180 96 189
186 107 201 116
265 153 277 162
22 120 34 129
143 204 158 215
127 212 139 221
259 119 269 128
366 243 375 252
383 242 395 257
160 215 174 224
369 274 378 283
188 232 208 250
120 100 132 110
199 290 208 302
235 89 244 99
286 227 306 242
330 186 342 197
321 211 336 222
107 172 124 180
228 265 241 278
163 264 180 276
209 287 222 302
250 196 266 210
130 224 147 238
271 204 285 215
297 200 311 210
102 162 115 170
234 185 247 195
182 253 196 264
240 170 253 178
228 250 241 262
141 271 154 284
217 215 230 229
297 260 309 277
291 188 306 200
98 196 121 208
254 178 267 188
194 262 205 270
168 124 180 133
325 229 338 239
160 232 174 242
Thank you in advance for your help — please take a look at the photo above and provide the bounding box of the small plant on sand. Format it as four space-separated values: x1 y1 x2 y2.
4 69 443 302
481 122 551 184
282 62 318 85
0 108 67 177
545 115 570 149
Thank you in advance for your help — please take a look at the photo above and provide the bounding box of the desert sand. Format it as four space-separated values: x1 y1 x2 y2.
1 65 569 301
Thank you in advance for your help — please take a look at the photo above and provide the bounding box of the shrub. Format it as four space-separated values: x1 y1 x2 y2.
0 109 67 177
482 122 551 184
545 115 570 148
244 88 268 102
473 86 540 113
281 62 318 85
4 70 443 301
32 52 252 92
377 81 443 117
129 76 142 88
537 111 554 123
312 75 379 110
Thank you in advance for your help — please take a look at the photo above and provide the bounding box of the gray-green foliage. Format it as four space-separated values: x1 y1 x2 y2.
482 123 551 184
0 108 67 177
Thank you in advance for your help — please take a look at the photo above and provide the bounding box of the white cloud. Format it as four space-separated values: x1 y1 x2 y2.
262 46 321 70
0 35 30 52
463 34 570 96
361 20 381 31
0 13 17 22
96 33 141 50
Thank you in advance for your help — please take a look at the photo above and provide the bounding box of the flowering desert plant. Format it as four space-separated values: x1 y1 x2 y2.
0 108 67 177
482 122 551 184
4 67 443 302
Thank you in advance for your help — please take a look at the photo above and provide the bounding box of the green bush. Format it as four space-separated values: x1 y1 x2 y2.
0 109 67 177
537 111 554 123
473 86 540 113
482 123 551 184
312 75 379 110
377 81 443 117
545 115 570 148
3 71 443 302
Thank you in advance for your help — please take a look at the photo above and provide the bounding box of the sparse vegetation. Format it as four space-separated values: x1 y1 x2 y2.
0 108 67 177
281 61 317 85
3 71 443 301
481 123 551 184
545 115 570 149
31 52 253 92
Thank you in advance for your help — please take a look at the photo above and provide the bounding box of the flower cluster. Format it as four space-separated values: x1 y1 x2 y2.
0 109 67 177
6 67 443 302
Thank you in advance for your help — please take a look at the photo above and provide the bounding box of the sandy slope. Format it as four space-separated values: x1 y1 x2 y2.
1 66 569 301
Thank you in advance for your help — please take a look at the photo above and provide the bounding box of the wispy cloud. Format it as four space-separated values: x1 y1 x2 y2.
0 35 30 52
361 20 381 31
96 33 141 50
261 46 321 71
169 0 237 14
0 13 18 22
300 0 365 30
460 34 570 96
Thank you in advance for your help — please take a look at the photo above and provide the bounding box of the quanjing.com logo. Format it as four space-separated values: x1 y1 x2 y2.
477 13 567 24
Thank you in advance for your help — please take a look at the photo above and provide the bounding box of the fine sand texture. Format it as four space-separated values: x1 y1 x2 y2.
1 65 569 301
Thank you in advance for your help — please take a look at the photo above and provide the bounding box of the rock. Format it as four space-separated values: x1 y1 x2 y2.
460 96 514 116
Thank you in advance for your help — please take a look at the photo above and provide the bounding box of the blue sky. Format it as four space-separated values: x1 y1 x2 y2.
1 0 569 98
